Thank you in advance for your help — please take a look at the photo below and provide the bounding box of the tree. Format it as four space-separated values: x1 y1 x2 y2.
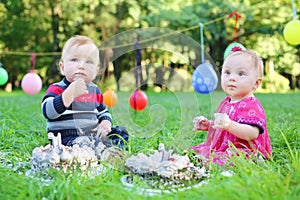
0 0 299 91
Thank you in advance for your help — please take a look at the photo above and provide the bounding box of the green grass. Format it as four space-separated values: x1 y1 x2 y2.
0 90 299 200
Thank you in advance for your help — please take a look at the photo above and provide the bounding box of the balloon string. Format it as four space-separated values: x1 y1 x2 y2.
133 90 137 111
135 41 141 112
229 11 241 41
199 23 205 64
31 52 36 70
135 41 141 89
292 0 297 19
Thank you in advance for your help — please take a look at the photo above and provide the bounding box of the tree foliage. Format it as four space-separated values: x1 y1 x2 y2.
0 0 299 91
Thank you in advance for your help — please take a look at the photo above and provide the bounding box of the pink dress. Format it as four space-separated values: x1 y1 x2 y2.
191 96 272 165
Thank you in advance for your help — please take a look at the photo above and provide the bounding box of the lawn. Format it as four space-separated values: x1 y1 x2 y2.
0 90 299 200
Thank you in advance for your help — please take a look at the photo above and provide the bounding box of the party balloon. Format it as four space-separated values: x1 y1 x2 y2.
283 19 300 45
0 67 8 86
129 90 148 111
21 70 42 95
103 89 118 108
191 63 218 94
223 42 246 59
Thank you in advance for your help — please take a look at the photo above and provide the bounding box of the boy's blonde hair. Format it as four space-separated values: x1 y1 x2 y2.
61 35 99 65
225 50 264 77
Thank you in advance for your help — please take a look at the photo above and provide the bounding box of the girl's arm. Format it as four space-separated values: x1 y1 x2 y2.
213 113 259 140
225 121 259 140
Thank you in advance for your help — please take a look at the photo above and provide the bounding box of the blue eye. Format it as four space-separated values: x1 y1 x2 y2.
239 71 246 76
224 70 230 75
71 58 78 62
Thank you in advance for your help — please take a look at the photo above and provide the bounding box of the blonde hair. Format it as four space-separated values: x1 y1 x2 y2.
61 35 99 65
225 50 264 77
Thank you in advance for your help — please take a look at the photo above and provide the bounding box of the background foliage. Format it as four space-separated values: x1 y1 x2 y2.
0 0 299 92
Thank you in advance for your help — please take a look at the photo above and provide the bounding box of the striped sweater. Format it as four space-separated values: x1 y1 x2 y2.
42 77 112 138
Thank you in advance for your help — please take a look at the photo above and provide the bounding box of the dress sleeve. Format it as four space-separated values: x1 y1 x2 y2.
235 98 266 134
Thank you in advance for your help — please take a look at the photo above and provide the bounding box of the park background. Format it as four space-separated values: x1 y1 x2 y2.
0 0 300 199
0 0 299 93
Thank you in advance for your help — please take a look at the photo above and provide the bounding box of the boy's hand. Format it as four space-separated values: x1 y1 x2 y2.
92 120 112 139
72 78 88 99
62 78 88 107
193 116 210 131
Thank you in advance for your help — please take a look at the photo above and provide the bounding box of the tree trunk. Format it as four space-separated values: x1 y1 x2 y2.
48 1 61 85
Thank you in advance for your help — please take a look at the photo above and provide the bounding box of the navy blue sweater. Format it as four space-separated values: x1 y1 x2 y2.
42 78 112 138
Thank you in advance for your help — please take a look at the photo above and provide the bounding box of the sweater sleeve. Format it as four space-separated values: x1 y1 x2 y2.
42 85 67 120
94 88 112 124
96 103 112 123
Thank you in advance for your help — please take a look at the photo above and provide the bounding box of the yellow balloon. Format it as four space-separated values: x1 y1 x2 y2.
283 20 300 45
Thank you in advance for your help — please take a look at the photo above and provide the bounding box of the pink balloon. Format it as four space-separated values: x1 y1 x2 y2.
21 70 42 95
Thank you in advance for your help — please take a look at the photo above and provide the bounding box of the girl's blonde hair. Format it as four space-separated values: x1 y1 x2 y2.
225 50 264 77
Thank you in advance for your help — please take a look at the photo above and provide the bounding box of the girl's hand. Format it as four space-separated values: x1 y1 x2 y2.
193 116 210 131
92 120 112 139
212 113 231 130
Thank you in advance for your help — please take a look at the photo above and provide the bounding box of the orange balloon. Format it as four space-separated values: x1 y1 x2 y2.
103 89 118 108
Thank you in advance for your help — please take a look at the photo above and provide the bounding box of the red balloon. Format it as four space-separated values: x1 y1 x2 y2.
129 90 148 111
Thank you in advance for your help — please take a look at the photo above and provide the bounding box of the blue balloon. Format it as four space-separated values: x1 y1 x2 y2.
191 63 218 94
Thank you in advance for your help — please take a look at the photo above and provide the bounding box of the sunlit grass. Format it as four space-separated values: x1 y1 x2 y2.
0 90 299 199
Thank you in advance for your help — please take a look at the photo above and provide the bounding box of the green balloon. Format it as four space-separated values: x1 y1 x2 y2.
0 67 8 86
223 42 246 59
